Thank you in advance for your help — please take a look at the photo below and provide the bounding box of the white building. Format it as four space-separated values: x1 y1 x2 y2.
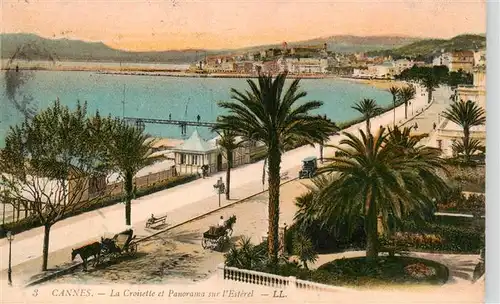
367 62 396 79
435 65 486 157
432 52 452 68
394 59 413 74
474 49 486 67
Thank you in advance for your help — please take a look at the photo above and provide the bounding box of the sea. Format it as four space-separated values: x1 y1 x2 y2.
0 69 393 147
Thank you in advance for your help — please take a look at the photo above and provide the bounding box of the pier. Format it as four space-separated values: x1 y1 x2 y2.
123 117 217 136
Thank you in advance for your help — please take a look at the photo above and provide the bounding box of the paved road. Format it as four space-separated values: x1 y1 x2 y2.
0 84 438 275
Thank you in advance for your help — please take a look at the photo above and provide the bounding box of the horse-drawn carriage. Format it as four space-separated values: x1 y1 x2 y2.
101 228 138 257
71 228 138 270
201 215 236 251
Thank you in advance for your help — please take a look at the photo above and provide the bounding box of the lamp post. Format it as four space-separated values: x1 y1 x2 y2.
213 177 225 208
6 231 14 286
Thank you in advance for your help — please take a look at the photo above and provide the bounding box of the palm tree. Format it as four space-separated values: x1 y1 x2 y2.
351 98 382 133
388 86 400 127
442 100 486 162
420 72 441 104
398 84 416 119
214 72 337 263
313 127 448 259
292 233 318 269
107 119 157 225
216 129 244 200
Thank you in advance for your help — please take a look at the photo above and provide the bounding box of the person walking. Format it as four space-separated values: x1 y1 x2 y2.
197 114 201 122
169 113 172 120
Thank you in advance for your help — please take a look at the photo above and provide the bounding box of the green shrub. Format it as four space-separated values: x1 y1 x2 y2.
385 218 485 253
285 218 366 255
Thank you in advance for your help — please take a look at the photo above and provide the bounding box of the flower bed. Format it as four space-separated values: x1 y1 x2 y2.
316 256 449 286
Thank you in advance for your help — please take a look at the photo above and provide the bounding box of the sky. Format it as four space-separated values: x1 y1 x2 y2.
1 0 487 51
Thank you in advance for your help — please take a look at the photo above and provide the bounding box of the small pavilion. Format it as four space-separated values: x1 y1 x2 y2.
171 129 219 175
171 129 253 176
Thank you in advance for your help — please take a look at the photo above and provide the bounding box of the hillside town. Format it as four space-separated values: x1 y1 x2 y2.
188 42 486 79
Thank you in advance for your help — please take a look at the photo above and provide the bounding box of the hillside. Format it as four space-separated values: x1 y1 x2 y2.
366 34 486 59
229 35 421 54
1 33 422 64
0 33 216 64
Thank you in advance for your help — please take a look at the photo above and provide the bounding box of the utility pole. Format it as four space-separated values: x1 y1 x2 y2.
122 84 126 118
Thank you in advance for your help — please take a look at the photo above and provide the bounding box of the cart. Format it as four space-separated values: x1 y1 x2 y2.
299 156 318 179
100 228 138 259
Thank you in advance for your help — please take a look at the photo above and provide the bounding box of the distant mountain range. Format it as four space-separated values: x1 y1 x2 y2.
366 34 486 59
1 33 421 64
0 33 485 64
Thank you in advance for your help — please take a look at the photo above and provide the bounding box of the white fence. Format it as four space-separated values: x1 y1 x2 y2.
216 263 355 294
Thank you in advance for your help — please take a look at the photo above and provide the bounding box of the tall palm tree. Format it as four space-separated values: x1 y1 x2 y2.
420 72 441 104
352 98 382 134
313 127 448 259
388 86 400 127
214 72 337 263
442 100 486 162
216 129 244 200
107 119 157 225
398 84 416 119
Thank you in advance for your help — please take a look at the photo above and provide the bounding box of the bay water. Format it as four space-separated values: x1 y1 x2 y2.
0 71 393 146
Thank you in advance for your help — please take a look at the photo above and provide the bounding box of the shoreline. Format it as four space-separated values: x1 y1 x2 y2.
2 66 405 88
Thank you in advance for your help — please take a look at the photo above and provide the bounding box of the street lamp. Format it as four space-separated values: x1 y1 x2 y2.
213 177 225 208
6 231 14 286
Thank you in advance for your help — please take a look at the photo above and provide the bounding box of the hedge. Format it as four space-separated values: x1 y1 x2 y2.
0 174 198 238
285 214 484 256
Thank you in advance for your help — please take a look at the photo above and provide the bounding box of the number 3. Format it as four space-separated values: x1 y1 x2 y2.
32 289 38 297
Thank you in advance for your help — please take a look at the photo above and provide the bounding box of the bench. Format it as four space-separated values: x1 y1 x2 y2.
379 246 409 257
145 214 167 228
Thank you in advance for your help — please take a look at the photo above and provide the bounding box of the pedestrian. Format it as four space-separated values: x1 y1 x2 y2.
433 122 436 130
197 114 201 122
169 113 172 120
414 122 418 130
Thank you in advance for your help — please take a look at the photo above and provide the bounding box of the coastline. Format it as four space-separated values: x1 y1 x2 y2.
339 77 407 90
2 65 404 89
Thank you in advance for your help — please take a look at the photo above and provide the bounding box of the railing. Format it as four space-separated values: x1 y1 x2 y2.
217 263 355 294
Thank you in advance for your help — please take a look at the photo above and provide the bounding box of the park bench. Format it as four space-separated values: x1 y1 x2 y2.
379 245 410 257
145 214 167 229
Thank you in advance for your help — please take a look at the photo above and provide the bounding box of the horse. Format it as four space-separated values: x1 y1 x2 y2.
71 242 101 271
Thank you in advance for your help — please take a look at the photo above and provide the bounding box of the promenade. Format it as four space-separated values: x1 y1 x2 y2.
0 84 445 286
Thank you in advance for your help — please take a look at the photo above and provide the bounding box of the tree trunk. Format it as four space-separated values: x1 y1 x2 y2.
124 171 133 226
464 127 471 162
42 223 52 271
427 88 433 104
366 118 370 135
225 149 232 200
393 98 396 127
365 199 378 260
267 144 281 264
404 101 408 119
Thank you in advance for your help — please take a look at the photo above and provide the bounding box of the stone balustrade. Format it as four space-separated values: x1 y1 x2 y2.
217 263 355 294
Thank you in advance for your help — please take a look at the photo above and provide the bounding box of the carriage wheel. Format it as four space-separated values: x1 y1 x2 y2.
129 243 138 256
201 238 208 249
